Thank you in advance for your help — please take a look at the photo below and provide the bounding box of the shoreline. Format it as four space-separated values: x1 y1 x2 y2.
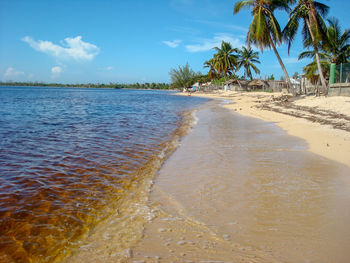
178 91 350 167
129 99 350 262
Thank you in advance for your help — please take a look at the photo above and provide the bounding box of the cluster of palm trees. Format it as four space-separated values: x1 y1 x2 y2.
204 42 261 81
299 18 350 81
232 0 350 94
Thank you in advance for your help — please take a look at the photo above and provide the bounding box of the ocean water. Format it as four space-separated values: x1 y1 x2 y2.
0 86 207 262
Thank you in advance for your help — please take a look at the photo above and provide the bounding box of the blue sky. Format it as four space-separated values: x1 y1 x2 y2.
1 0 349 84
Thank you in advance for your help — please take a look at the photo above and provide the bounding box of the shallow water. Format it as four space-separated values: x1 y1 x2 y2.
0 87 207 262
130 100 350 263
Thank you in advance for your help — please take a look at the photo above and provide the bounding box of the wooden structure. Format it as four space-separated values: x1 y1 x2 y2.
248 79 269 91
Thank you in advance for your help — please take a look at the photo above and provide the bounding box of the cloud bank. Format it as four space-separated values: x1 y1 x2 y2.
22 36 100 61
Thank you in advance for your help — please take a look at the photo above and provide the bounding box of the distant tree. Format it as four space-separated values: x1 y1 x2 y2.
169 63 199 89
236 46 260 80
293 72 299 79
267 74 275 80
212 41 239 76
203 59 218 80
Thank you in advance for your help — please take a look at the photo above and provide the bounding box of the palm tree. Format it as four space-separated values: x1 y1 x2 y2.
324 17 350 64
283 0 329 93
203 59 218 80
212 41 239 76
233 0 293 90
298 17 350 81
236 46 261 80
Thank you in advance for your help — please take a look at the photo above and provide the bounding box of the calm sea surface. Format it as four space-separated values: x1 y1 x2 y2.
0 86 207 262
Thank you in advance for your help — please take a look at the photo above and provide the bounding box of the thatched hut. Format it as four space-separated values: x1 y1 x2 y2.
248 79 269 91
224 79 249 91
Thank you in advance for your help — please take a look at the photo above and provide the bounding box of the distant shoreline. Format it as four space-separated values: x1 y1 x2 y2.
0 82 172 90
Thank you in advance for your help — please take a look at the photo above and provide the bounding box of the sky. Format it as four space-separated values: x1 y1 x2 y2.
1 0 349 84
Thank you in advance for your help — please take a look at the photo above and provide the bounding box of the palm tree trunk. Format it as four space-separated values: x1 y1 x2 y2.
305 18 328 95
268 33 292 94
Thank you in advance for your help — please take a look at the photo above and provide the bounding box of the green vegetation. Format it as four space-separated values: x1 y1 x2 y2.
236 46 260 80
267 74 275 80
211 41 239 76
284 0 330 93
298 17 350 81
169 63 201 89
202 42 260 84
170 42 259 89
0 81 171 90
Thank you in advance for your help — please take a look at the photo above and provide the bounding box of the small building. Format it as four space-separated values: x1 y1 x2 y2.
224 79 249 92
248 79 269 91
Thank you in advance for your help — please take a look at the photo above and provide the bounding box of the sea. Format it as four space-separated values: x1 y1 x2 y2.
0 86 208 262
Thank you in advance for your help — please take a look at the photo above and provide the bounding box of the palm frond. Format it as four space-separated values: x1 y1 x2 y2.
298 51 315 60
233 0 254 14
314 1 329 17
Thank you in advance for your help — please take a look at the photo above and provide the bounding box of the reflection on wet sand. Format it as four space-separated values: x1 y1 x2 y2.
130 101 350 263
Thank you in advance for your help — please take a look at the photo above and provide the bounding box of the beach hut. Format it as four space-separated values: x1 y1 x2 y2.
224 79 249 91
248 79 269 91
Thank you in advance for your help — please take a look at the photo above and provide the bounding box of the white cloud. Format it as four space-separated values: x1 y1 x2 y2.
106 66 113 71
51 66 63 78
4 67 25 78
162 40 182 48
185 33 244 52
22 36 100 61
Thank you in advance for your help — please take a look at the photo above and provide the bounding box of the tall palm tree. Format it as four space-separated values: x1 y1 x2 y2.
236 46 261 80
234 0 293 89
283 0 329 93
212 41 239 76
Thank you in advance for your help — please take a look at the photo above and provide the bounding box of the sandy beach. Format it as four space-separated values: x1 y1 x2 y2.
183 91 350 167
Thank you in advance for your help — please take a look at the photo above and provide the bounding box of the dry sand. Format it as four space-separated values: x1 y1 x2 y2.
182 91 350 167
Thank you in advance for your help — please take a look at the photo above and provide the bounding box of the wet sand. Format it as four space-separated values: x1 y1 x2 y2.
129 101 350 263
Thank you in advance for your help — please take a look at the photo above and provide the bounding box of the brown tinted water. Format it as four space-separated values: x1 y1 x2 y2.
0 87 207 263
129 101 350 263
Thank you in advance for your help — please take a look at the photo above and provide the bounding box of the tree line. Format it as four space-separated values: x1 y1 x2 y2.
0 81 171 90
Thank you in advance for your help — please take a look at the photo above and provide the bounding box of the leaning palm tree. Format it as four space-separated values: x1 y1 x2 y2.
236 46 261 80
212 41 239 76
283 0 329 93
234 0 293 90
